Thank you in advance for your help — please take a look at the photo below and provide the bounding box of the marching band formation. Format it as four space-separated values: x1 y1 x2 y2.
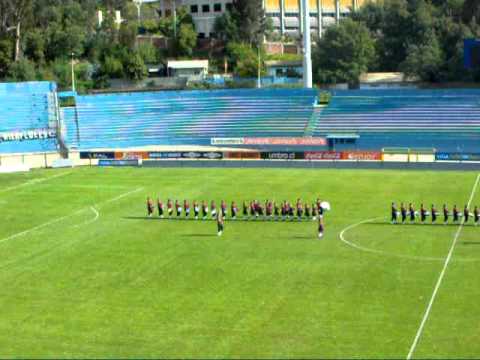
391 202 480 225
146 198 331 238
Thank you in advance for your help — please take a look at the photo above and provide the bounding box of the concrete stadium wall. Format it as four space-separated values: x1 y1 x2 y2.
0 152 63 169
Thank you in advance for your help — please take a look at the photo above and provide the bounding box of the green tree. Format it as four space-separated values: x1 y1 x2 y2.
102 55 124 78
463 0 480 23
119 22 138 50
312 18 375 86
137 42 159 63
24 30 45 64
401 31 444 82
176 23 197 57
214 12 240 42
124 51 147 80
214 0 272 46
6 58 36 81
0 39 13 77
226 42 264 77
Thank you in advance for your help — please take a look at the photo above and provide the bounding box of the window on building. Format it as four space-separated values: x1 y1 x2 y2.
165 9 172 16
158 9 162 17
202 4 210 12
226 3 233 11
198 32 206 39
190 4 198 13
214 3 222 12
209 32 216 38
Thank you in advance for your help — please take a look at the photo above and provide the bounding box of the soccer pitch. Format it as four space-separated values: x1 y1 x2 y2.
1 167 479 358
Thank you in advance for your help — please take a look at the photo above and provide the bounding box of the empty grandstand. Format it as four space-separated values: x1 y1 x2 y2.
2 83 480 156
63 88 318 149
312 89 480 152
0 82 58 153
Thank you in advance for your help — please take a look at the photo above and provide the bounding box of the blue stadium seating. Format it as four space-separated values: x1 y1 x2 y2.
313 89 480 133
0 82 58 153
69 88 318 149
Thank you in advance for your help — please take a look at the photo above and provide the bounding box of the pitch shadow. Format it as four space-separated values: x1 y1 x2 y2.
368 221 472 227
123 216 315 224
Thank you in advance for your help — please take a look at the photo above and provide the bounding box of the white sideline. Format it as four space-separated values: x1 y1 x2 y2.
0 187 143 246
406 173 480 359
0 171 71 194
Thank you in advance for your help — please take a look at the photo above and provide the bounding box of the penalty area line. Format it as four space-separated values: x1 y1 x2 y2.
406 173 480 360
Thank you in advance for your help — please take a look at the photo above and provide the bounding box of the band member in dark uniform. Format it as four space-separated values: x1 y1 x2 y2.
211 200 217 219
201 200 208 220
193 200 199 219
400 203 407 224
288 201 294 220
391 202 398 224
287 202 295 221
147 197 154 217
243 201 248 219
420 204 427 224
221 200 227 219
464 205 470 223
281 201 287 221
318 214 325 239
453 205 459 223
305 203 311 219
312 202 318 220
409 203 415 223
217 211 224 236
257 201 264 218
265 200 272 219
274 201 280 220
431 204 437 223
157 199 164 218
318 202 324 219
474 206 479 226
250 201 256 219
231 201 238 219
184 200 190 218
167 199 173 217
443 204 449 224
296 200 303 221
175 200 182 217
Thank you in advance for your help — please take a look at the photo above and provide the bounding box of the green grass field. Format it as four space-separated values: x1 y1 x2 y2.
1 167 479 358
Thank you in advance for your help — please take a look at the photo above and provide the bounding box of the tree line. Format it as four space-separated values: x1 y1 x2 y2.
314 0 480 86
1 0 479 91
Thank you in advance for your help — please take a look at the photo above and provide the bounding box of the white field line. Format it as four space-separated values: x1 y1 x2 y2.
97 187 144 208
0 187 143 246
0 171 71 194
72 206 100 228
339 217 452 262
406 173 480 360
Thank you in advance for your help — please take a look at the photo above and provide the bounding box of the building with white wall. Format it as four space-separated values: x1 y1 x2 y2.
153 0 367 38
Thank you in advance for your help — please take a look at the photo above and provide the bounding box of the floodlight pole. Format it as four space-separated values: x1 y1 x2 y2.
71 52 76 92
301 0 312 88
257 47 261 88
